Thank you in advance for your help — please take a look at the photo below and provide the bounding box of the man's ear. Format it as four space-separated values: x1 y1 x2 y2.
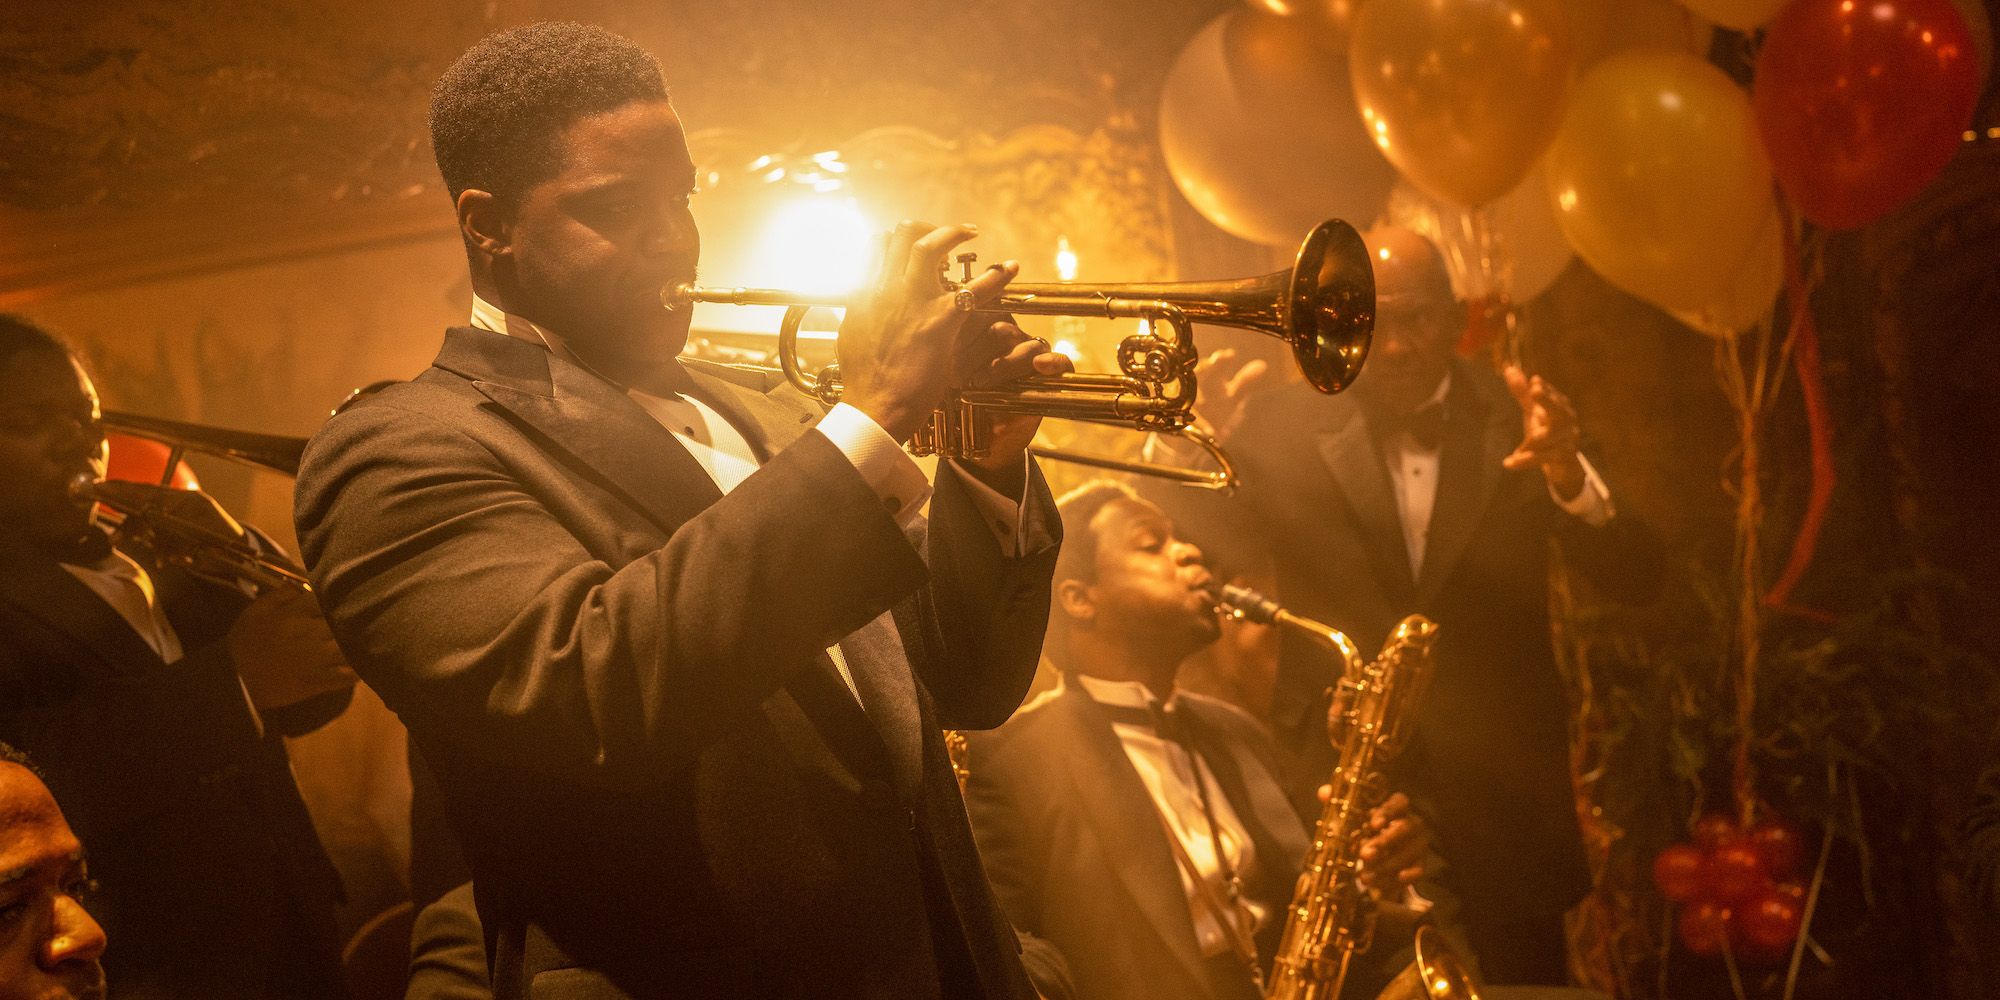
456 189 512 262
1055 578 1094 627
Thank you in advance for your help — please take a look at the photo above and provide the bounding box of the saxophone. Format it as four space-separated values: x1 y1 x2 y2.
1208 585 1481 1000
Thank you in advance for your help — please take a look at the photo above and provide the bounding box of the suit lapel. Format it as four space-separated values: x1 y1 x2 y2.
1314 407 1418 600
1415 370 1513 605
436 328 724 536
0 544 165 679
1178 704 1310 900
434 330 903 782
1053 687 1216 991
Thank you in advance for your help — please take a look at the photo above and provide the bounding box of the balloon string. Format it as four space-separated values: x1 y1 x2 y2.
1762 199 1837 621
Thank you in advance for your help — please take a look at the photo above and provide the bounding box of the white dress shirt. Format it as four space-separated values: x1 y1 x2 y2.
1386 372 1614 578
470 295 1029 702
60 548 185 663
1071 674 1267 958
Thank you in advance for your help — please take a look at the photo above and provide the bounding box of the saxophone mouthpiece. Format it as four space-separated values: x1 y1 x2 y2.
1213 583 1284 626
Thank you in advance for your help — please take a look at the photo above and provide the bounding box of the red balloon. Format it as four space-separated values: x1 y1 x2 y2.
1677 900 1733 957
1652 844 1707 902
1734 890 1805 959
1754 0 1982 230
1746 820 1807 879
1691 813 1741 851
1702 843 1770 904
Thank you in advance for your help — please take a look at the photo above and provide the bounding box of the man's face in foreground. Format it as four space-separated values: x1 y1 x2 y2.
499 98 702 372
0 763 106 1000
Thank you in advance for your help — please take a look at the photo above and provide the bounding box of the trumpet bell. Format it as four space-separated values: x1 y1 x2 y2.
1289 219 1376 394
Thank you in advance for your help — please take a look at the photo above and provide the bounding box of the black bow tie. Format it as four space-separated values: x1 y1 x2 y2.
1379 401 1447 450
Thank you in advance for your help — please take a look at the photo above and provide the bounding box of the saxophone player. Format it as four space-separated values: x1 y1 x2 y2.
962 480 1440 1000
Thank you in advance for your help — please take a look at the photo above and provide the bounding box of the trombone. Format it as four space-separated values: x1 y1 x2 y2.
664 220 1376 490
69 412 314 594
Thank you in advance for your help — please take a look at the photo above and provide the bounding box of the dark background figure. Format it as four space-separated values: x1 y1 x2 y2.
0 316 357 999
967 481 1439 1000
0 742 108 1000
1148 227 1665 986
294 23 1069 1000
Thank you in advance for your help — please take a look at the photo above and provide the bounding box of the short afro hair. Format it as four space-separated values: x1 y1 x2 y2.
429 22 669 204
1046 479 1143 669
0 314 76 369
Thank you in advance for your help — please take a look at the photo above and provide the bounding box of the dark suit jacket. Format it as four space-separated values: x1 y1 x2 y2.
0 538 350 1000
1147 359 1662 982
964 684 1323 1000
294 327 1059 1000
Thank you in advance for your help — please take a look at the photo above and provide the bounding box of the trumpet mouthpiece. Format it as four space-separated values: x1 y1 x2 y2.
660 283 696 312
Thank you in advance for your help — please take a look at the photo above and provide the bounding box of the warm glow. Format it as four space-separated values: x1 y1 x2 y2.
1051 338 1080 360
1055 236 1079 282
748 196 876 294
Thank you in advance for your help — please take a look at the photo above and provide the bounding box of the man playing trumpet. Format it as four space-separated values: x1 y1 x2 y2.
295 21 1071 1000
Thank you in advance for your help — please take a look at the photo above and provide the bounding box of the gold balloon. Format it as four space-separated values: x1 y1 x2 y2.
1543 50 1773 314
1676 0 1789 32
1349 0 1577 208
1387 164 1576 304
1160 11 1398 246
1673 208 1785 337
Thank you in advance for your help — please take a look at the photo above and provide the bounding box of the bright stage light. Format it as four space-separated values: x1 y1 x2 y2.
748 196 875 295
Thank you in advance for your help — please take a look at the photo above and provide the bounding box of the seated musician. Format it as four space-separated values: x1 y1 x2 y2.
0 316 356 999
0 741 107 1000
963 479 1444 1000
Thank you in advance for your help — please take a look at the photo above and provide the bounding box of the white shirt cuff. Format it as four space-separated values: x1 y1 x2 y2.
1550 453 1615 527
815 403 932 527
945 457 1029 558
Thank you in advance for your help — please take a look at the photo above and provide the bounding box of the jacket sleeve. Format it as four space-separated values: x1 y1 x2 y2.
1552 465 1667 608
909 460 1062 731
294 399 929 786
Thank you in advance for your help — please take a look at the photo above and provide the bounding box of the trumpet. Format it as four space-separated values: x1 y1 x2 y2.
72 411 315 595
663 220 1375 489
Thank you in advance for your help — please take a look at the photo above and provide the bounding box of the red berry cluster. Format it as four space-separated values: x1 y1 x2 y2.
1651 814 1808 964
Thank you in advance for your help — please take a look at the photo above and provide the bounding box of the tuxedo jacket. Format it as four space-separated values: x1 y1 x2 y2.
1147 359 1662 980
0 539 350 1000
964 684 1320 1000
294 327 1059 1000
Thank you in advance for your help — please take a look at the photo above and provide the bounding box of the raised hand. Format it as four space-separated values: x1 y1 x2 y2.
1192 348 1269 444
1501 364 1586 500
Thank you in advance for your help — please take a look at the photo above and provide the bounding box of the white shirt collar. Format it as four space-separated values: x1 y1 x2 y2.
1073 673 1165 710
469 293 557 347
